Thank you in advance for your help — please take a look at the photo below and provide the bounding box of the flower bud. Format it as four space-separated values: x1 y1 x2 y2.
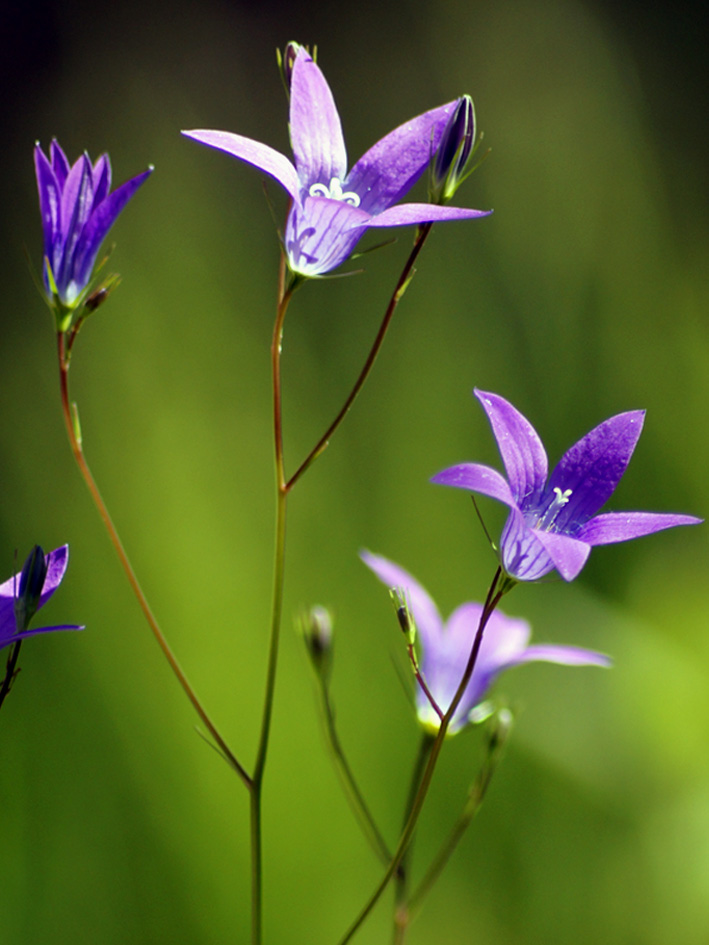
300 605 333 679
389 588 416 646
486 706 514 755
277 41 301 93
431 94 476 204
13 545 48 632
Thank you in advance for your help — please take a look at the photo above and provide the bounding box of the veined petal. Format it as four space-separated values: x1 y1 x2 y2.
508 644 612 669
92 153 112 207
34 144 61 267
39 546 70 607
182 130 299 200
70 167 153 299
549 410 645 527
368 203 491 227
346 101 460 214
475 390 548 508
576 511 703 546
284 196 370 276
57 155 94 295
431 462 517 509
49 139 70 188
60 153 94 242
361 550 443 651
289 49 347 190
500 508 559 581
531 528 592 581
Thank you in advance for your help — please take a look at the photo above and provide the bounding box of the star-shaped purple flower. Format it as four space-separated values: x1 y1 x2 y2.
182 46 490 277
432 389 702 582
362 551 610 733
0 545 83 650
34 139 152 309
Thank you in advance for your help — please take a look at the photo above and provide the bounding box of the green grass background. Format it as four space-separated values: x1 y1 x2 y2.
1 0 707 942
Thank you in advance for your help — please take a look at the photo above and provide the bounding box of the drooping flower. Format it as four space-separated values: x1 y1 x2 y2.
0 545 83 650
34 139 152 314
432 389 702 582
182 45 490 277
361 550 610 733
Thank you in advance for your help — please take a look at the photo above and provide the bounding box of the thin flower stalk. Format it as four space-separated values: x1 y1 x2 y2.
287 221 433 489
393 731 436 945
319 678 392 866
407 708 512 920
337 568 510 945
56 333 248 786
249 268 296 945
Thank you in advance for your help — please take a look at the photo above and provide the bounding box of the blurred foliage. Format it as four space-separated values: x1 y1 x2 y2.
1 0 707 943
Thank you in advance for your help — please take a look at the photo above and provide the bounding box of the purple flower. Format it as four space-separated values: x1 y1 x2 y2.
432 389 702 582
34 139 152 310
182 46 490 277
0 545 83 650
362 550 610 733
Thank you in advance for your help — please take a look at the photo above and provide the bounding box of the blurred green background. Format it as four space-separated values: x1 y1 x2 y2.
2 0 708 942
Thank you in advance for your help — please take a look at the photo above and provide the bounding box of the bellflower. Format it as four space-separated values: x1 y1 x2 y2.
362 551 610 733
183 46 490 277
432 389 702 582
34 139 152 313
0 545 83 650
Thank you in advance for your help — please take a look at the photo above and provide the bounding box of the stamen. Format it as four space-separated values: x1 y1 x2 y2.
535 487 573 531
309 177 361 207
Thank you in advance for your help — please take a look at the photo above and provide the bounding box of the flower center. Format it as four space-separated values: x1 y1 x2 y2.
308 177 361 207
536 487 573 531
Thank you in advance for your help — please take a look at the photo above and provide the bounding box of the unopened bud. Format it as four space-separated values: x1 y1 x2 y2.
431 95 476 204
84 272 121 314
389 588 416 645
300 605 333 679
14 545 48 632
277 42 301 93
486 706 514 754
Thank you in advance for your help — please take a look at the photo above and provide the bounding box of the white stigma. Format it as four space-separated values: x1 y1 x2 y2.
553 487 573 506
309 177 361 207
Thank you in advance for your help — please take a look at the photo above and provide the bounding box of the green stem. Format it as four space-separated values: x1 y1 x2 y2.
320 681 392 866
287 223 433 490
337 568 510 945
392 732 435 945
249 220 436 939
408 709 511 916
56 333 248 785
249 269 295 945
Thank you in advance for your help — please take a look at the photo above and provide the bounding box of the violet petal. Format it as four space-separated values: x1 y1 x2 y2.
576 510 703 545
181 129 299 200
431 462 517 508
549 410 645 527
289 48 347 192
346 102 459 215
474 389 548 508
